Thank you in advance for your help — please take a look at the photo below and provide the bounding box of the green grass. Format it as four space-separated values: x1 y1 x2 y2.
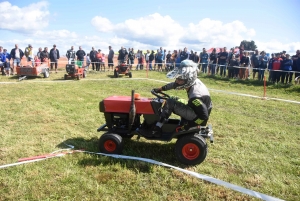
0 69 299 201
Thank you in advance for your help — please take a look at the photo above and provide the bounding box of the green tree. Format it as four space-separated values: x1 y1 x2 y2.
240 40 257 51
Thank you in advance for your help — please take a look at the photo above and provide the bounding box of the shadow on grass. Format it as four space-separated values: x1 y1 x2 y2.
57 136 189 171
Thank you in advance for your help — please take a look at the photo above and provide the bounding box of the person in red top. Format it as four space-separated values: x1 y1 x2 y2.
272 53 283 83
95 49 103 71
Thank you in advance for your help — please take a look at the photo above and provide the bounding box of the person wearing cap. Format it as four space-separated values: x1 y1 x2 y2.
10 44 24 75
24 44 34 66
49 44 60 73
138 60 212 138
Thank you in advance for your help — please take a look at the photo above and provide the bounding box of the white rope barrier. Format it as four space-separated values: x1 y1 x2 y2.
0 146 285 201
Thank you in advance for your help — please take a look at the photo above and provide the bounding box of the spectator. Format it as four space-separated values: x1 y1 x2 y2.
145 50 150 70
1 48 11 75
291 50 299 82
234 54 241 79
258 51 268 81
76 46 86 68
272 53 283 83
137 51 144 70
108 46 114 71
175 49 182 68
209 48 218 76
216 48 222 74
4 58 10 76
118 46 128 64
189 50 195 61
90 47 97 71
24 44 34 66
34 55 41 67
10 44 24 75
157 47 164 71
66 46 76 64
267 53 275 82
251 49 260 80
149 50 155 71
193 51 200 65
227 54 236 79
200 48 209 74
95 49 103 71
240 52 249 79
37 47 42 61
180 47 189 62
49 44 60 73
166 50 172 71
154 49 159 70
218 47 228 77
296 51 300 79
86 53 91 71
280 54 293 84
40 47 49 64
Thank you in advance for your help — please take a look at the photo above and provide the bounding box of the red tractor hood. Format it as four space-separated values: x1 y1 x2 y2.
103 96 155 114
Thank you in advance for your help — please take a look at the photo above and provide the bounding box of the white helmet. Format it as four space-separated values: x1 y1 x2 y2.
166 60 199 89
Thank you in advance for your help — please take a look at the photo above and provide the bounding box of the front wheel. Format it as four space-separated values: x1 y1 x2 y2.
43 69 50 78
99 133 124 154
174 134 207 165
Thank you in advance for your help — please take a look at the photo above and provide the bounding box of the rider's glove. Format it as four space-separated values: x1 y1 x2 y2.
153 88 162 93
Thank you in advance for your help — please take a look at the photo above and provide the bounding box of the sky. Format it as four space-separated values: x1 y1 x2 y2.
0 0 299 55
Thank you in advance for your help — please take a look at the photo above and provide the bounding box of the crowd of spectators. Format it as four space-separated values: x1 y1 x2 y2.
0 44 299 84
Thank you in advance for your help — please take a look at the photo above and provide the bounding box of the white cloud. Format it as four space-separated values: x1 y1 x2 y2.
256 41 300 54
91 13 184 47
90 14 261 52
0 1 49 32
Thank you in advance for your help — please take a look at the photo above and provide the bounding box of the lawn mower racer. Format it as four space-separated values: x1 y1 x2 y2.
138 59 213 138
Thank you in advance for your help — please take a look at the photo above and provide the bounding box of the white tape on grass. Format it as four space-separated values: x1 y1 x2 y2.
0 149 284 201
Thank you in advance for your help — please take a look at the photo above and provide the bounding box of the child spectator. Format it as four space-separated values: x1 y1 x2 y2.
272 53 283 83
34 56 41 67
101 53 106 71
4 58 11 76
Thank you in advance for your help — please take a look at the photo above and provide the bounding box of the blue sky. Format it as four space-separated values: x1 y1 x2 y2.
0 0 299 54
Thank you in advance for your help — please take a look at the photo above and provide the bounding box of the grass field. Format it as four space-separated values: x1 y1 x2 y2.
0 69 299 201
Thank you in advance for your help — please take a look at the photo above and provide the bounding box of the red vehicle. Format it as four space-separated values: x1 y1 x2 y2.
114 63 132 78
64 64 87 80
97 90 214 165
16 63 50 81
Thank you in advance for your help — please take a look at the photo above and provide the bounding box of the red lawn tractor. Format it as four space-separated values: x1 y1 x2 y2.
114 63 132 78
97 90 214 165
64 64 87 80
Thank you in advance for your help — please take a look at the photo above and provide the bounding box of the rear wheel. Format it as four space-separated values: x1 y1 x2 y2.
64 74 67 80
114 70 119 78
83 70 87 78
77 74 80 80
175 134 207 165
99 133 124 154
128 72 132 78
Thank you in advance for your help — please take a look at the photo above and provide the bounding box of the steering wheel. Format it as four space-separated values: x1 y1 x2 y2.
151 89 170 99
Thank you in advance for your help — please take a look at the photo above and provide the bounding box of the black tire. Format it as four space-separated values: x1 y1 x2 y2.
174 134 207 165
99 133 124 154
43 69 50 78
64 74 67 80
83 70 86 78
77 74 80 80
128 72 132 78
114 70 119 78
